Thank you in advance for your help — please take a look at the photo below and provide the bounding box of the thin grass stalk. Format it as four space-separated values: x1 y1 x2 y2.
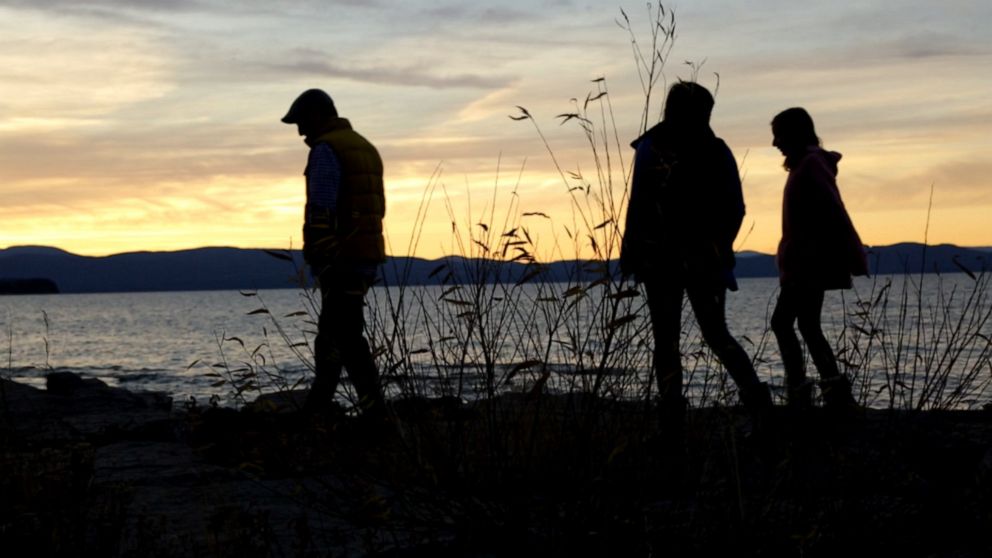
909 183 936 406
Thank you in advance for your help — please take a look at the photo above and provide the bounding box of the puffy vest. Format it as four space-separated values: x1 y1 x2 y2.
308 118 386 264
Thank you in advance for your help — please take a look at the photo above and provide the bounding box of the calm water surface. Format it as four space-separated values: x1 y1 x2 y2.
1 275 988 408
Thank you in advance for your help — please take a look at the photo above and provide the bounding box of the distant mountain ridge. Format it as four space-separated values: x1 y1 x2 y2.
0 243 988 294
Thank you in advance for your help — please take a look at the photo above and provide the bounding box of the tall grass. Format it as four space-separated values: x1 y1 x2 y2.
206 263 317 408
359 3 681 412
838 263 992 410
1 322 11 426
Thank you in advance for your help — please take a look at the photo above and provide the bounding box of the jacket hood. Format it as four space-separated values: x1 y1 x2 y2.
806 146 842 175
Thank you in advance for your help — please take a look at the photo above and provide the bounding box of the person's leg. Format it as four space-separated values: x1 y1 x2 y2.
307 271 344 411
333 274 385 417
771 285 811 408
643 277 686 410
794 287 835 378
794 288 857 408
687 285 771 414
643 276 688 457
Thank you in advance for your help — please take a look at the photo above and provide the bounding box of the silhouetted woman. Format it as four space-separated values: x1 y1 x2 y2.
621 82 772 434
770 107 868 410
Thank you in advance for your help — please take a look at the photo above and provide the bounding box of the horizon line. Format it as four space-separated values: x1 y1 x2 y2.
3 241 992 261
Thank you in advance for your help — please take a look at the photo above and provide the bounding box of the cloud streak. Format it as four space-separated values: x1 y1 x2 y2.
264 55 513 90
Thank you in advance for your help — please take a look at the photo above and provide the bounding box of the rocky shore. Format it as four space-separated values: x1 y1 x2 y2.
2 373 991 557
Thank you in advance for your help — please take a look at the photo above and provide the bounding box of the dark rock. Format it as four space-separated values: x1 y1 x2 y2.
46 370 104 395
0 277 59 294
2 373 173 442
247 389 308 414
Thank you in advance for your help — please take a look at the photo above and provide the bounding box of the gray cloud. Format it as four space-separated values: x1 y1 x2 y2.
0 0 384 27
841 31 988 64
265 54 512 90
480 8 532 23
0 0 202 11
884 33 982 60
0 0 382 11
424 5 532 23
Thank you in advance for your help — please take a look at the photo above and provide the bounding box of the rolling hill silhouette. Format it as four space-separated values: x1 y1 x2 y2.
0 243 988 294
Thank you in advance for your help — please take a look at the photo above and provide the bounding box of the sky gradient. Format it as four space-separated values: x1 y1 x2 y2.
2 0 990 260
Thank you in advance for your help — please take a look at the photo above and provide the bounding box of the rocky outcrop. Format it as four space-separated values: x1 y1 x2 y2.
2 371 173 440
0 374 465 556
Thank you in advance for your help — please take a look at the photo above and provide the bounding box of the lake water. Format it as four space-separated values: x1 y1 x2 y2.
2 274 989 409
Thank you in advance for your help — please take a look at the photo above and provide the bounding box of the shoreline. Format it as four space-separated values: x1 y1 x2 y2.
3 372 991 556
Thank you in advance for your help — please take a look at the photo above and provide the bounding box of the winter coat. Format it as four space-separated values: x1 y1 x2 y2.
620 121 745 290
777 146 868 289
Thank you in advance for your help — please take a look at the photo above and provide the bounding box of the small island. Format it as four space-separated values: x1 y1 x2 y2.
0 278 59 295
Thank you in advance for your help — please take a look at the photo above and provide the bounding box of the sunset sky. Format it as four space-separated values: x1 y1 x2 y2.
1 0 990 260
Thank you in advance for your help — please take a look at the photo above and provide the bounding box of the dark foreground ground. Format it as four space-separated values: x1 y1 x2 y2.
2 373 991 557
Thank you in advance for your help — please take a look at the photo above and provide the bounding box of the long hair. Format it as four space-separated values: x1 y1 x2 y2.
772 107 820 170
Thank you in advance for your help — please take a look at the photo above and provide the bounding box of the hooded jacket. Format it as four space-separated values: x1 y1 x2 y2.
620 121 745 289
777 146 867 288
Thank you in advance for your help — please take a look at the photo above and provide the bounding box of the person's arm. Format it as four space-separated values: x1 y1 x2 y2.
303 144 342 264
714 140 745 246
306 143 341 222
620 136 657 277
802 154 869 276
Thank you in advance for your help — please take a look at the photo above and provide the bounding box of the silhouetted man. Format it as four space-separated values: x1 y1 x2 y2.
621 82 771 432
282 89 386 417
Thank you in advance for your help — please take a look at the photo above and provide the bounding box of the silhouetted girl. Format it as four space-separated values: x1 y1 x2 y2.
770 107 867 410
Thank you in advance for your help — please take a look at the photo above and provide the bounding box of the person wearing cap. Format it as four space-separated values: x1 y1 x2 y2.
282 88 387 417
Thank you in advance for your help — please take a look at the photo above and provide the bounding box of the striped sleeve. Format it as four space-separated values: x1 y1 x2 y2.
306 143 341 224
